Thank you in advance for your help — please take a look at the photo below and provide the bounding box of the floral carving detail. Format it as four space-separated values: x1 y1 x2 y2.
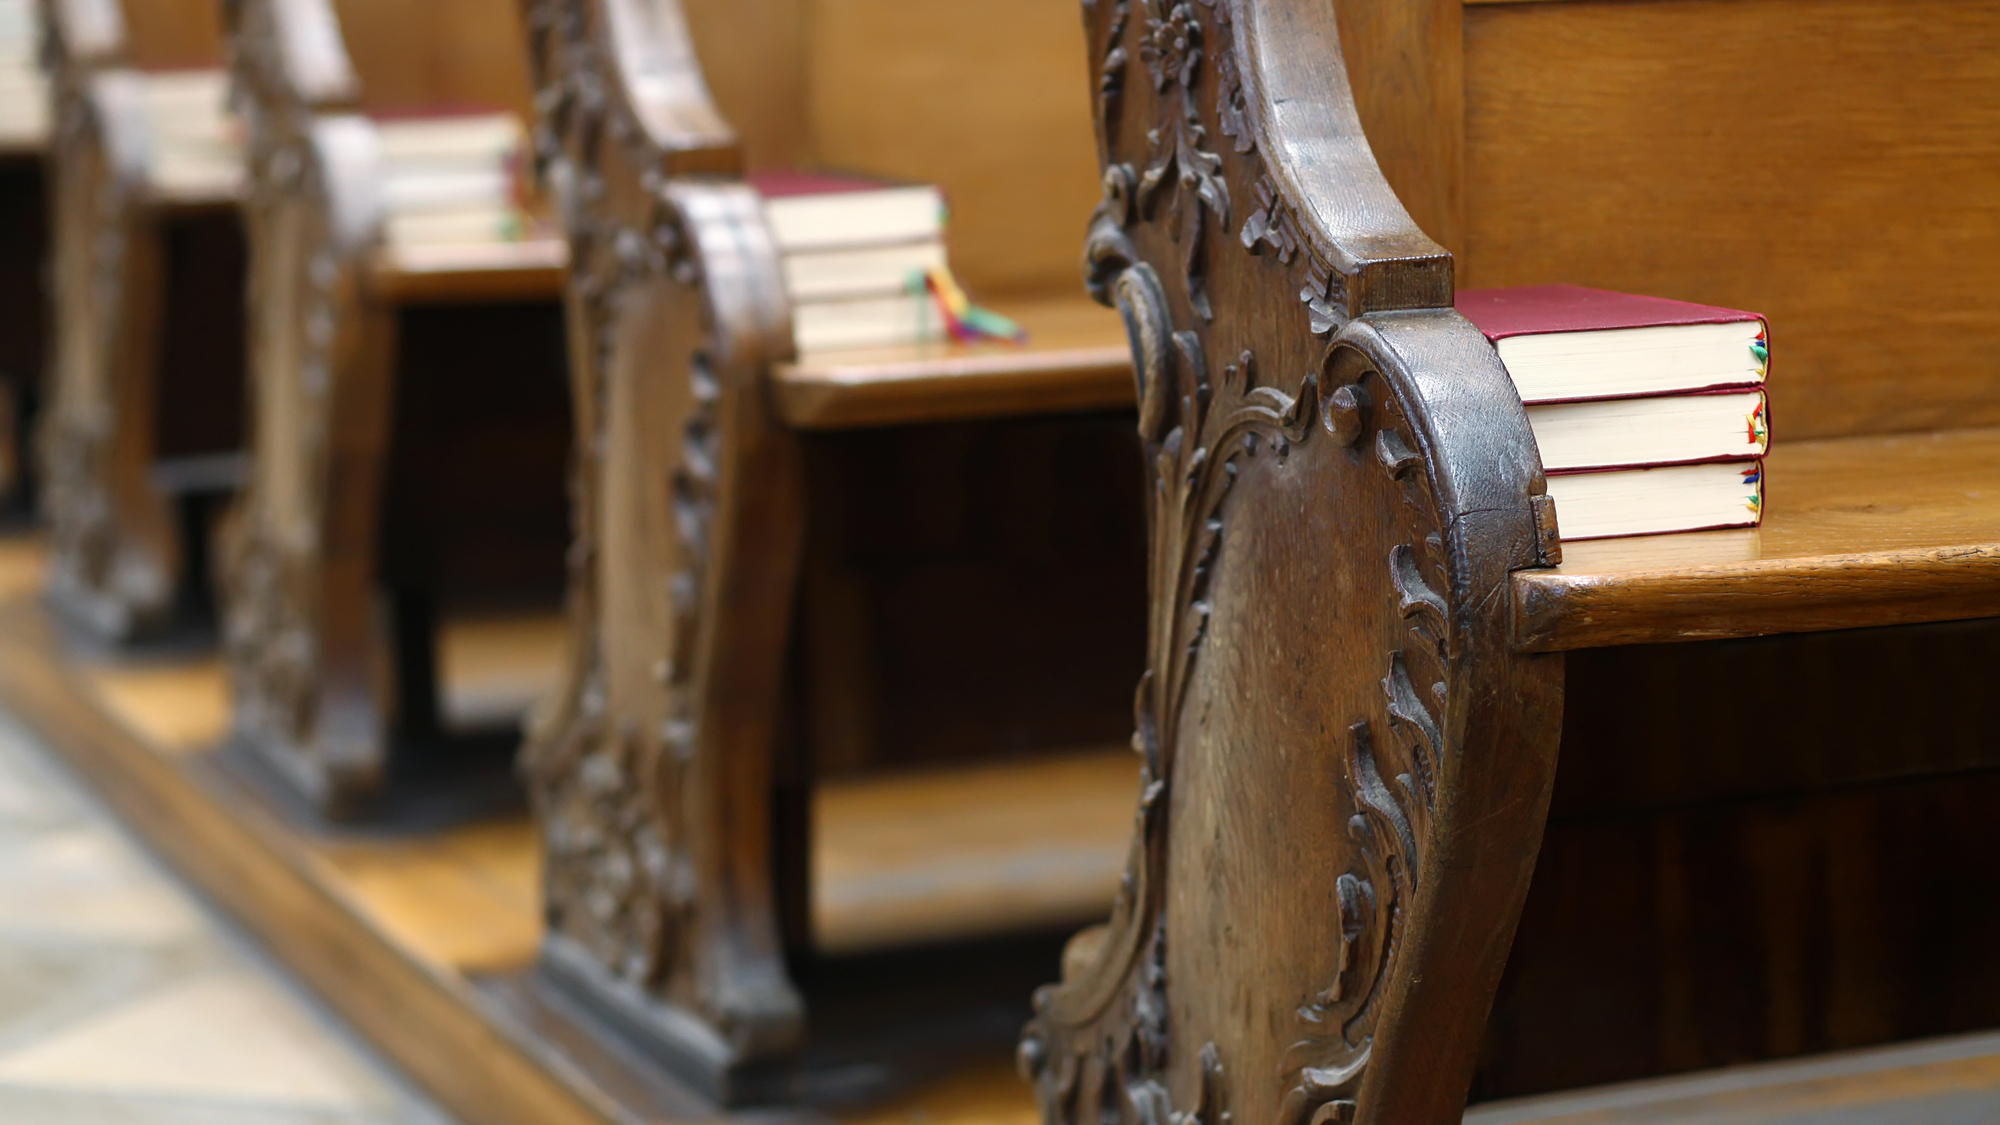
1199 0 1252 152
1300 257 1349 338
1038 10 1459 1102
1140 1 1201 91
1097 0 1349 334
1130 0 1229 320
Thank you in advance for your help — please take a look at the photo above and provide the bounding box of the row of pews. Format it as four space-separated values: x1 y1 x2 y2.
3 0 2000 1124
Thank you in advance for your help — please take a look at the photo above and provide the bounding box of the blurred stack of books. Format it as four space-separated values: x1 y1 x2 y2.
141 69 241 197
377 112 530 249
751 172 956 352
0 0 47 148
1459 284 1770 541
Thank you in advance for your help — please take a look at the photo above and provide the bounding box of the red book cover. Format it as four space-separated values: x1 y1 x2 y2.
1454 284 1765 341
747 170 905 198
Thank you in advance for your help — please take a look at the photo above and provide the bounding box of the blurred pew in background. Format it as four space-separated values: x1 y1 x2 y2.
222 0 570 819
519 0 1147 1103
36 0 245 639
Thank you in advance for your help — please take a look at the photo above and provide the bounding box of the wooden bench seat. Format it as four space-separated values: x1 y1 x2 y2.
1515 426 2000 650
368 236 568 303
772 293 1133 428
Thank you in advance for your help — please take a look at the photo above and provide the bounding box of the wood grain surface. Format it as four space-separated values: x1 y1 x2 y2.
123 0 227 69
813 749 1132 954
681 0 810 172
772 294 1133 428
1337 0 1466 254
1514 428 2000 650
369 238 569 304
796 0 1102 296
1461 0 2000 440
328 0 538 119
1468 1029 2000 1124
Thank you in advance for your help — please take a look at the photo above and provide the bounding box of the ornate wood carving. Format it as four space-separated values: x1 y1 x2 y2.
38 3 179 638
1023 3 1565 1125
519 0 805 1103
219 0 396 813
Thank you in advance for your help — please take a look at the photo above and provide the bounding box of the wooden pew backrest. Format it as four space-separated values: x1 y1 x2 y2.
122 0 225 68
683 0 1101 296
1444 0 2000 442
328 0 535 119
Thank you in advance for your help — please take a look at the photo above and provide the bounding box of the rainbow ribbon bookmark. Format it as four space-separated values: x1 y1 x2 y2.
919 266 1028 344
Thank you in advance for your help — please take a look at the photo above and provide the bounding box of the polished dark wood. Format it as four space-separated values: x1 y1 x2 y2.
1022 0 2000 1123
772 296 1132 429
1459 0 2000 442
221 0 569 818
1513 428 2000 651
1021 7 1563 1125
521 0 1152 1104
37 0 246 639
1465 1029 2000 1125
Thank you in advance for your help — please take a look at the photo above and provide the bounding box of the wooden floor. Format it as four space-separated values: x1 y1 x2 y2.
7 530 2000 1125
0 532 1122 1125
66 610 1134 970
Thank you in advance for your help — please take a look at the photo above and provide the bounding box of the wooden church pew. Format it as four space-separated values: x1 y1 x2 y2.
1019 1 2000 1124
223 0 571 819
37 0 246 638
0 0 48 509
522 0 1142 1104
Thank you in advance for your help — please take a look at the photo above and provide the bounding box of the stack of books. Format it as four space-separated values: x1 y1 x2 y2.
376 112 530 249
141 70 242 198
0 0 47 148
750 172 950 352
1458 285 1769 541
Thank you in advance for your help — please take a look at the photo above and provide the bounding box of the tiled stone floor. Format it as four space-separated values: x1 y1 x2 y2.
0 712 459 1125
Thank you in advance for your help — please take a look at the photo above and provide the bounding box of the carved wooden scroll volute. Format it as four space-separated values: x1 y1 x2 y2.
520 0 803 1103
1022 4 1565 1125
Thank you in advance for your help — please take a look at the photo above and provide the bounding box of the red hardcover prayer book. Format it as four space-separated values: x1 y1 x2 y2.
1456 284 1768 403
1455 285 1770 540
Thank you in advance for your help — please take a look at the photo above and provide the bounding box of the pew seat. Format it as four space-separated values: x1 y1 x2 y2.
772 293 1133 428
370 236 567 303
1514 426 2000 650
